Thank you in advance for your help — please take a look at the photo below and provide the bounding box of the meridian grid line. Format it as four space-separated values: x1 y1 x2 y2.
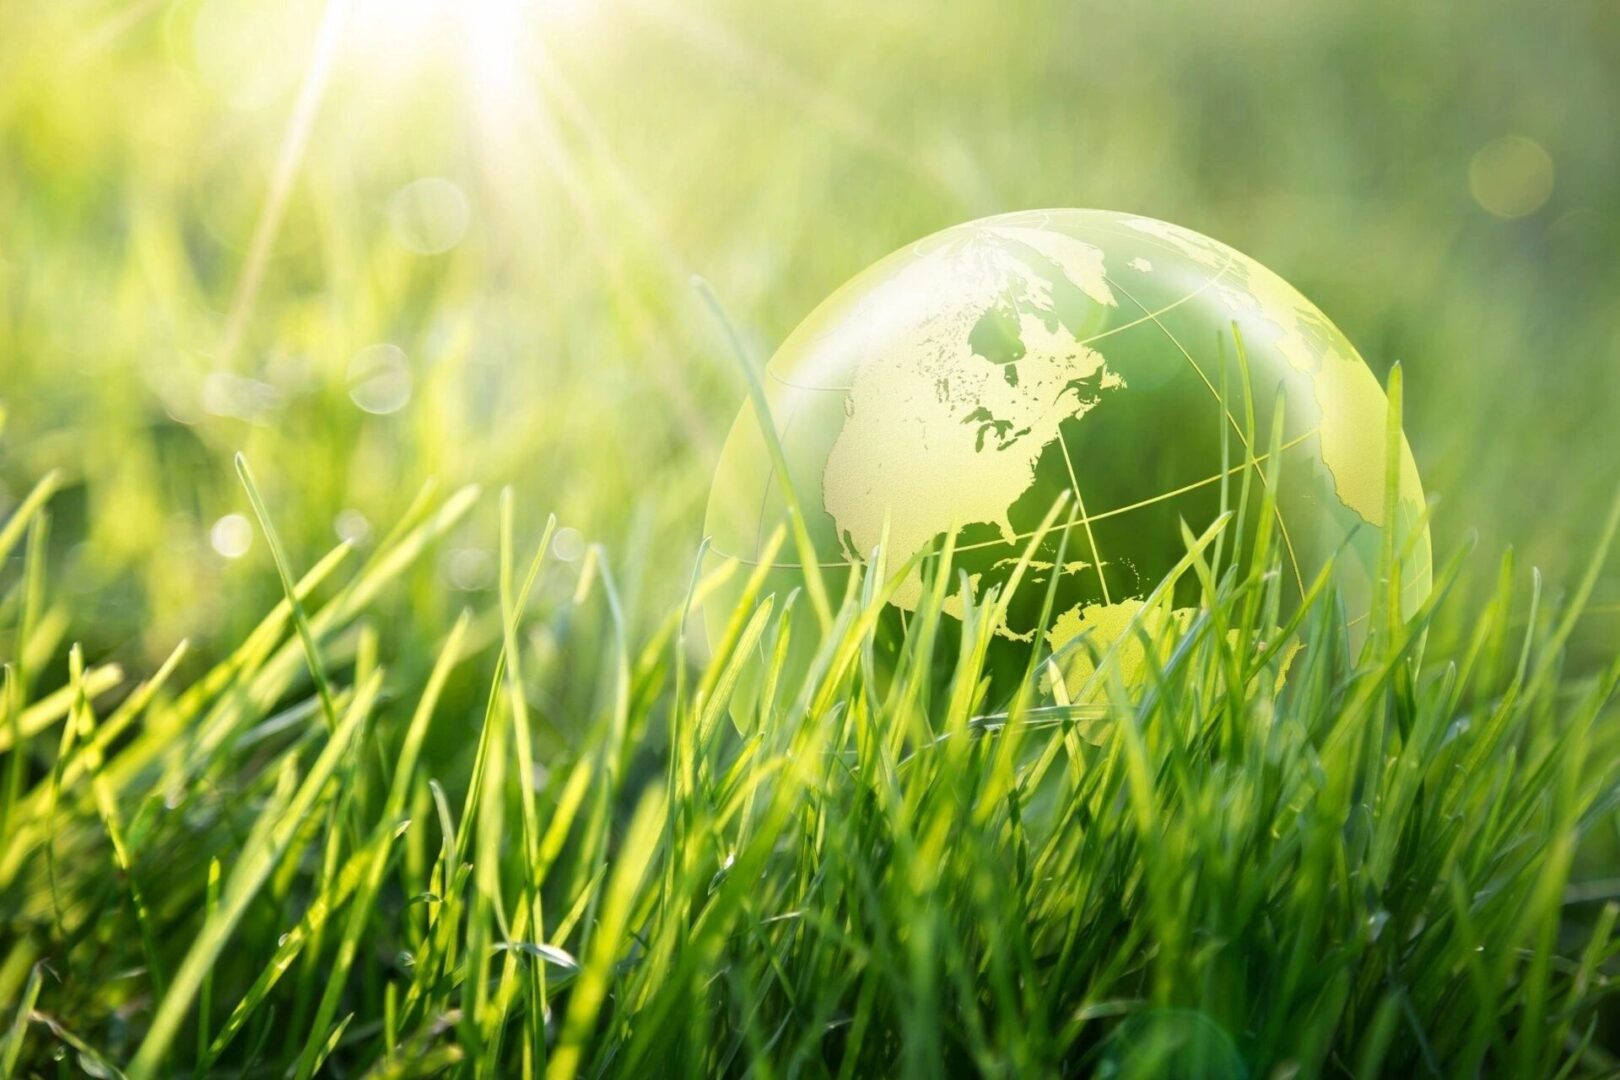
752 403 804 560
729 239 1315 601
1057 427 1112 605
1105 273 1309 597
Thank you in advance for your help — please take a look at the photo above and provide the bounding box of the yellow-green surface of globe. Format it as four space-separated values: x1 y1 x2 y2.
706 209 1430 700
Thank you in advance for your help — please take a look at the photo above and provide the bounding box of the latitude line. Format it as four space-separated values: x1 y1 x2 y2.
712 428 1319 569
1104 273 1308 598
1072 255 1236 349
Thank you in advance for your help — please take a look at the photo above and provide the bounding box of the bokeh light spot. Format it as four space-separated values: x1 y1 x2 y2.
192 0 321 111
551 526 586 562
203 372 284 422
210 513 254 559
335 509 373 545
1469 135 1555 218
448 548 494 590
390 177 471 254
347 344 413 415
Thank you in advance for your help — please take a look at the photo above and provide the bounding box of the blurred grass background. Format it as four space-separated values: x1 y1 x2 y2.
2 0 1619 672
6 3 1620 1072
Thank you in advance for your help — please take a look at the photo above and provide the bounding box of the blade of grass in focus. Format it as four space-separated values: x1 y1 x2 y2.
1 459 1618 1076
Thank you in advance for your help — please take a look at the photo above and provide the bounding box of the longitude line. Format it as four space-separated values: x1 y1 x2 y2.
1056 428 1111 605
1106 273 1308 597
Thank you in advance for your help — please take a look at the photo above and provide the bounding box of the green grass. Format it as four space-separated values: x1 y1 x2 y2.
3 425 1619 1075
4 1 1620 1075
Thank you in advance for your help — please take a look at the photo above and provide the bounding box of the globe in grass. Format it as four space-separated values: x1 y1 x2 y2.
705 209 1431 705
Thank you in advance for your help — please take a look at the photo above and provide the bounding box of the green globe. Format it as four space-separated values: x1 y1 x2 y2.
705 209 1430 704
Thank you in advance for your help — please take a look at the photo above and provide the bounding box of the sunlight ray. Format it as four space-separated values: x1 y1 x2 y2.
220 0 353 366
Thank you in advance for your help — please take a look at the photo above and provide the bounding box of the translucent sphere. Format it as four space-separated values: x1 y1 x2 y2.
706 209 1430 704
